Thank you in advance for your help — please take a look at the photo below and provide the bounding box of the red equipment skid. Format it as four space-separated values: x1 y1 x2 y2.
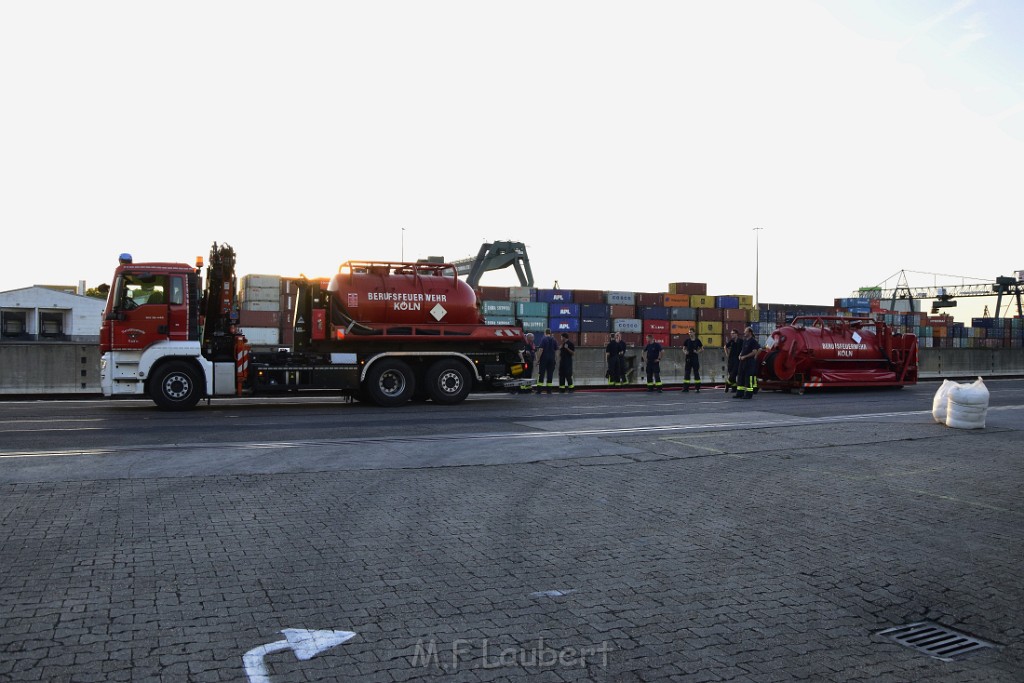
757 316 918 391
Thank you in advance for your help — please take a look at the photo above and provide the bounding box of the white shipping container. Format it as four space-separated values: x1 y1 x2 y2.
612 318 642 333
509 287 534 302
242 274 282 289
239 326 280 346
240 299 281 312
241 285 281 303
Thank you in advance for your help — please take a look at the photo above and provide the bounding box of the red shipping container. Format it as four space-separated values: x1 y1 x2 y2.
636 292 665 306
722 308 749 323
669 334 689 347
477 286 510 300
580 332 614 347
697 308 724 322
609 304 636 318
668 282 707 296
238 310 282 327
572 289 606 304
642 333 670 347
643 319 670 333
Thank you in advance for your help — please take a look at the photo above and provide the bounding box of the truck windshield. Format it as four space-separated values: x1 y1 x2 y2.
116 273 169 309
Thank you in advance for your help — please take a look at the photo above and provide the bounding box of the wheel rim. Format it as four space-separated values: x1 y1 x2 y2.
164 373 192 400
437 369 462 396
378 369 407 397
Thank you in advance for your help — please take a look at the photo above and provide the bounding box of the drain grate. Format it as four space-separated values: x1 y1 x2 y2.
878 622 997 661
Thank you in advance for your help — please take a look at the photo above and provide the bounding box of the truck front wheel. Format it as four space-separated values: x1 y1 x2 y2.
425 359 472 405
149 361 202 410
365 359 416 407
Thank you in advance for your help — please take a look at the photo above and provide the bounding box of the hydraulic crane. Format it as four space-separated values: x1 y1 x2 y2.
854 270 1024 316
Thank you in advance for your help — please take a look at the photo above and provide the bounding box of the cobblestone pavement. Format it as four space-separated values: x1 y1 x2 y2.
1 396 1022 681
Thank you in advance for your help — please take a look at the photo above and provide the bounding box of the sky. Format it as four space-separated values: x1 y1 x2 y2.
2 1 1022 322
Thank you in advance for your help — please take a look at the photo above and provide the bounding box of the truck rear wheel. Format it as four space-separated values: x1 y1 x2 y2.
150 361 202 410
425 359 472 405
365 359 416 407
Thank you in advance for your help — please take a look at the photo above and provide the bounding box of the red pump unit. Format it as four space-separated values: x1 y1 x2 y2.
757 316 918 391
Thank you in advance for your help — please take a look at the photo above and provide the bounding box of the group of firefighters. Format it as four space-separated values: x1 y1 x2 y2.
519 327 762 397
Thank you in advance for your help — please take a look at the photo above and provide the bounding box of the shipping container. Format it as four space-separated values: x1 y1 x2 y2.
640 305 669 320
716 296 740 309
697 308 724 322
668 282 707 296
612 318 642 333
477 286 510 301
722 308 750 323
516 301 548 317
699 333 723 348
239 326 280 346
240 299 281 312
549 303 581 318
482 300 514 315
636 292 664 306
518 317 548 333
609 304 636 318
509 287 535 302
606 291 636 305
550 317 580 333
669 307 697 321
580 332 612 347
698 321 723 335
580 317 611 332
619 332 642 347
483 317 516 326
643 319 670 334
644 333 670 347
663 293 690 307
690 295 717 308
240 285 282 304
535 289 573 304
241 274 282 290
238 310 281 327
572 289 606 305
670 321 698 335
581 303 611 318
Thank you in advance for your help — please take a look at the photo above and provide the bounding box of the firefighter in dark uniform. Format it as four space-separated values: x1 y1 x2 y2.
642 334 664 392
605 332 624 386
557 333 575 393
682 329 703 392
519 332 536 393
535 328 558 394
724 328 742 393
735 326 761 399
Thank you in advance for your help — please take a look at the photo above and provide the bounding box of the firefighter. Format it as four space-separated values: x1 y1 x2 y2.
724 328 742 393
557 332 575 393
642 334 664 392
535 328 558 394
682 329 703 392
605 332 625 386
519 332 536 393
734 326 761 399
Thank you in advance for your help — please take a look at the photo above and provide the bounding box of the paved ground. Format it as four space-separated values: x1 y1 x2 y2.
1 383 1022 682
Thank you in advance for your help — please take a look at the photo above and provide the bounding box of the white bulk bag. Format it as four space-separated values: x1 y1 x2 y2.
945 377 989 430
931 379 955 424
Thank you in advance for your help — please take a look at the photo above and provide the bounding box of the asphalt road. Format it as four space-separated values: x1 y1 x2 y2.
1 380 1022 682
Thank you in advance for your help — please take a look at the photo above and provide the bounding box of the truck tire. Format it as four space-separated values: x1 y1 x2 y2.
149 361 202 410
425 359 472 405
365 359 416 407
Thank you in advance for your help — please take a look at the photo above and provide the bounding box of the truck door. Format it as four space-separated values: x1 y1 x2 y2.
110 272 172 350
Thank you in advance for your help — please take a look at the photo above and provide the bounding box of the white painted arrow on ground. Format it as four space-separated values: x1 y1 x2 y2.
243 628 356 683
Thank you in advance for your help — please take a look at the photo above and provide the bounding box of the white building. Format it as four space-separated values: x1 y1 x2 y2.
0 286 106 342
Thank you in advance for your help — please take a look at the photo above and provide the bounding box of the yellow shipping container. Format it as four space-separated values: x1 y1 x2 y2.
698 321 723 335
663 293 690 307
732 295 754 307
691 295 717 308
700 333 723 348
670 320 698 335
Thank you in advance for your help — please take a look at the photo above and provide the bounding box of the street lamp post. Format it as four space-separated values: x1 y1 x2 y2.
753 227 763 307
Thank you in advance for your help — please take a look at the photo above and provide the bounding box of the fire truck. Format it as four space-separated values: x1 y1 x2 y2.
99 243 528 409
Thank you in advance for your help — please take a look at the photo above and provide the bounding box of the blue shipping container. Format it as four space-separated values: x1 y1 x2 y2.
549 303 580 318
535 289 574 304
580 317 611 332
550 317 580 333
581 303 611 318
670 307 697 321
717 296 739 309
640 305 669 320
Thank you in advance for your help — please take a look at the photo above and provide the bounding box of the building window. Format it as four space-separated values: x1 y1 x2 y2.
38 311 66 339
1 310 28 339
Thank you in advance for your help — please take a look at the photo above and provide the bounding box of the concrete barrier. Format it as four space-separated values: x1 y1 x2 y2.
1 343 1022 396
0 343 102 394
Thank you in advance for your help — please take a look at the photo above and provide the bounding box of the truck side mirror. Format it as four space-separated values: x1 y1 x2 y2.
106 311 125 321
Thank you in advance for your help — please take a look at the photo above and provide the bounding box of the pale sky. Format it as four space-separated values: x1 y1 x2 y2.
2 1 1022 322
